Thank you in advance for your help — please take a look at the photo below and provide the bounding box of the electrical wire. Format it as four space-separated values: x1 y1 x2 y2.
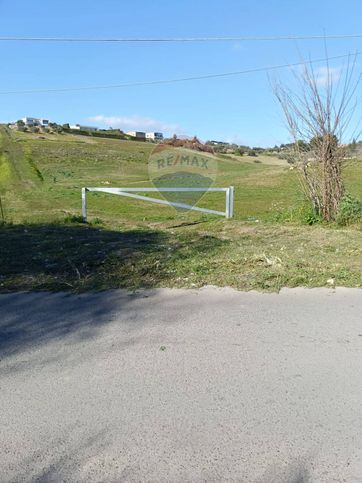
0 51 360 95
1 34 362 43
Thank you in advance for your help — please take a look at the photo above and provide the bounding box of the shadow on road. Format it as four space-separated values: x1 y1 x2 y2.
0 222 227 358
0 290 138 359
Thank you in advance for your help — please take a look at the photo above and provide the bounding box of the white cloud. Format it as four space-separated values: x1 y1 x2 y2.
87 114 183 135
314 66 341 87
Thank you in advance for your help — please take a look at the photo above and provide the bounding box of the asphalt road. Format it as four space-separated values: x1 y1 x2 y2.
1 287 362 483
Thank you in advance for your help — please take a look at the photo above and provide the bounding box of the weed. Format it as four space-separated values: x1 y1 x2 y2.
336 193 362 226
63 214 85 224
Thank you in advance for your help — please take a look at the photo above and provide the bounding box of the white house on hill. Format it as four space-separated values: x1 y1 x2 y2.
22 117 50 127
146 132 163 141
70 124 98 131
126 131 146 139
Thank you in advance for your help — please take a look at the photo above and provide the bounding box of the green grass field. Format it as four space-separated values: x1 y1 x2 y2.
0 126 361 291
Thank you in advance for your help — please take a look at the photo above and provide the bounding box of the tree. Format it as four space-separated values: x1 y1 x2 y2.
274 56 360 221
296 140 310 152
309 135 338 150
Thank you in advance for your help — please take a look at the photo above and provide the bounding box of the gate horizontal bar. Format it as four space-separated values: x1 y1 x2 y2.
97 190 225 216
81 186 234 221
86 187 228 193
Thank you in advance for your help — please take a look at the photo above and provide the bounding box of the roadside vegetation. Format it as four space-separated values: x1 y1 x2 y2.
274 57 362 224
0 126 361 292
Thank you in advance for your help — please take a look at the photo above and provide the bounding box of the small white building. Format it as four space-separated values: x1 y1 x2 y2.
146 132 163 141
22 117 50 127
70 124 98 131
126 131 146 139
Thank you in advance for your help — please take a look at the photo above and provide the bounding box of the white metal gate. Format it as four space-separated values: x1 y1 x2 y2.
81 187 234 222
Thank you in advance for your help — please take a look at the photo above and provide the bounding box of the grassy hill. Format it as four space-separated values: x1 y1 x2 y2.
0 126 361 292
0 126 287 223
1 126 361 224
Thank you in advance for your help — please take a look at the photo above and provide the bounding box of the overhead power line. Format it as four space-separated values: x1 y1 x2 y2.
0 51 360 95
1 34 362 43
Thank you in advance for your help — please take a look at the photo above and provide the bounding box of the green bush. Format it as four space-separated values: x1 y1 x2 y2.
91 217 103 225
305 210 322 225
271 202 322 225
248 150 258 157
63 214 85 224
336 193 362 226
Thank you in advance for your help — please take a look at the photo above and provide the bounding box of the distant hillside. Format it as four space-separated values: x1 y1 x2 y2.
0 126 361 226
0 126 156 221
8 121 136 141
0 127 231 223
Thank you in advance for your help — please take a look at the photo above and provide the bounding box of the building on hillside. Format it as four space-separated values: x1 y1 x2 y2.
69 124 98 131
208 140 226 146
22 117 50 127
146 132 163 141
126 131 146 140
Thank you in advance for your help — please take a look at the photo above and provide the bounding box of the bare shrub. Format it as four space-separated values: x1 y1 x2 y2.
274 55 360 221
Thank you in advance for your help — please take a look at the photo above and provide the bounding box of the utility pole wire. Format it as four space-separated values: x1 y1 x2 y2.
1 34 362 42
0 51 360 95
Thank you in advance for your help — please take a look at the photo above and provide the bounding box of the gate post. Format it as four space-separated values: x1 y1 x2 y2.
229 186 234 218
82 188 87 222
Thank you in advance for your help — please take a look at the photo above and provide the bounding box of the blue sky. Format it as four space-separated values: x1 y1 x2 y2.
0 0 362 146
